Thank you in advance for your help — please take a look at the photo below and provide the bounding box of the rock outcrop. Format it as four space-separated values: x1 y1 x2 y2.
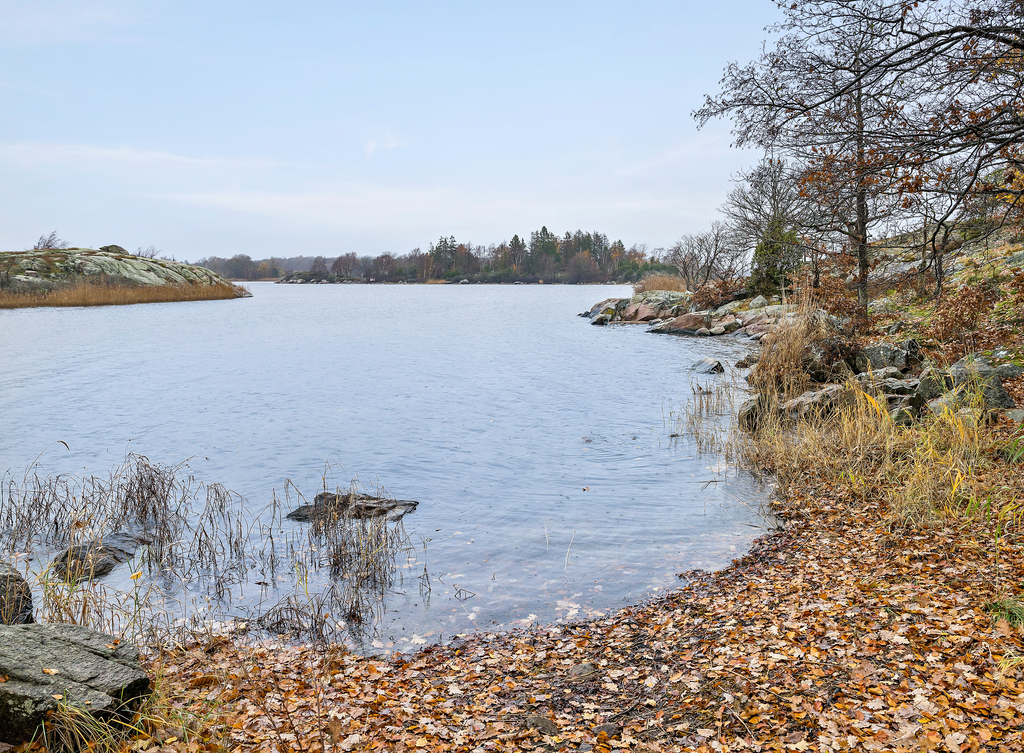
0 248 249 296
0 624 150 744
582 289 806 341
287 492 419 522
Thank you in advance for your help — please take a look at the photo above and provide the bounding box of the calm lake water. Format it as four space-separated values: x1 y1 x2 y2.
2 283 767 651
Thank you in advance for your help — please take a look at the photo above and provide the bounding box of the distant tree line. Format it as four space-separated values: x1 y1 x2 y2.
195 227 680 284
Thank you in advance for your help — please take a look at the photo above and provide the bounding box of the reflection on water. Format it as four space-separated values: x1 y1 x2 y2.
1 283 768 651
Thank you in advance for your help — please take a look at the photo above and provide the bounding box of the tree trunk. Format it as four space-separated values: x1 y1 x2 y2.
853 64 870 330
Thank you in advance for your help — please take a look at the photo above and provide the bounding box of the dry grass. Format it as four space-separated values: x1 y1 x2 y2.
736 384 990 527
632 273 689 295
747 295 823 399
42 656 223 753
1 454 413 649
0 280 247 309
728 293 996 527
668 290 1013 536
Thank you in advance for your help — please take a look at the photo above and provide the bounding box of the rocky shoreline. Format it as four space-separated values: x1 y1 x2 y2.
585 289 1022 433
581 290 789 340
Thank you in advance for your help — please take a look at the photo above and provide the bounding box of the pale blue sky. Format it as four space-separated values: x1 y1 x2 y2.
0 1 782 259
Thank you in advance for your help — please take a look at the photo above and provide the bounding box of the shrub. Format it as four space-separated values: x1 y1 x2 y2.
33 231 70 250
927 281 1000 361
690 278 745 311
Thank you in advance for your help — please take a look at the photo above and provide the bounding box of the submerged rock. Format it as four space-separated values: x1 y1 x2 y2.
51 544 131 581
0 624 150 744
287 492 419 523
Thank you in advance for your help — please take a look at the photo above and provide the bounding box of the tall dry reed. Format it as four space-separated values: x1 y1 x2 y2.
0 280 246 309
1 454 412 647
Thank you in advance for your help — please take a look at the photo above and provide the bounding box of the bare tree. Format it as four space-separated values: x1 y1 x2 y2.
696 0 914 326
331 253 359 277
33 231 69 250
136 245 159 259
666 222 745 289
311 256 329 274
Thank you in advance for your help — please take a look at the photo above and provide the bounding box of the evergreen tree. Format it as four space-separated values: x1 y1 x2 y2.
747 217 801 297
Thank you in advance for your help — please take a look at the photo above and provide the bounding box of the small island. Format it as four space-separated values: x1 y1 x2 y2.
0 245 250 309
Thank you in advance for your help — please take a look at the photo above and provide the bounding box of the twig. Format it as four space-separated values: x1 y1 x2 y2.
564 530 576 571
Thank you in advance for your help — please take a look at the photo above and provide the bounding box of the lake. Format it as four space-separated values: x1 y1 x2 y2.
1 282 767 651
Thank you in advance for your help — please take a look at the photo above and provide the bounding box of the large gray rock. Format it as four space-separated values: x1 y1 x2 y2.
748 295 769 309
804 342 854 383
781 385 856 421
52 544 131 581
855 344 909 373
692 357 724 374
2 248 245 295
287 492 419 523
916 366 952 402
0 624 150 743
996 363 1024 381
890 393 926 425
856 366 904 384
711 300 745 317
948 355 1016 410
874 378 920 396
0 563 32 625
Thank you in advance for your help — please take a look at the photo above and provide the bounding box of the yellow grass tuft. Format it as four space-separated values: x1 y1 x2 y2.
633 273 688 295
0 280 247 309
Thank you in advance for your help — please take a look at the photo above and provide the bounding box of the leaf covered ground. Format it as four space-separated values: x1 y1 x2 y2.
143 472 1024 753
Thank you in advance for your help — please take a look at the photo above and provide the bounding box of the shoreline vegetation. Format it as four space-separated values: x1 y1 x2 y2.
0 279 247 309
89 238 1024 751
0 245 250 310
6 235 1024 751
197 230 680 285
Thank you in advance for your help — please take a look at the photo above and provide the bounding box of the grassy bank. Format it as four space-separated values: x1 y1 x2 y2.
0 280 248 309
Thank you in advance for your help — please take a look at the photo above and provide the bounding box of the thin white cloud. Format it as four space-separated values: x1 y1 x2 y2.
364 130 408 158
0 141 281 170
608 134 738 179
0 0 148 46
154 186 687 236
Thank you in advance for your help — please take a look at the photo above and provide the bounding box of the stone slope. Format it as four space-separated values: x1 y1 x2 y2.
0 246 237 293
